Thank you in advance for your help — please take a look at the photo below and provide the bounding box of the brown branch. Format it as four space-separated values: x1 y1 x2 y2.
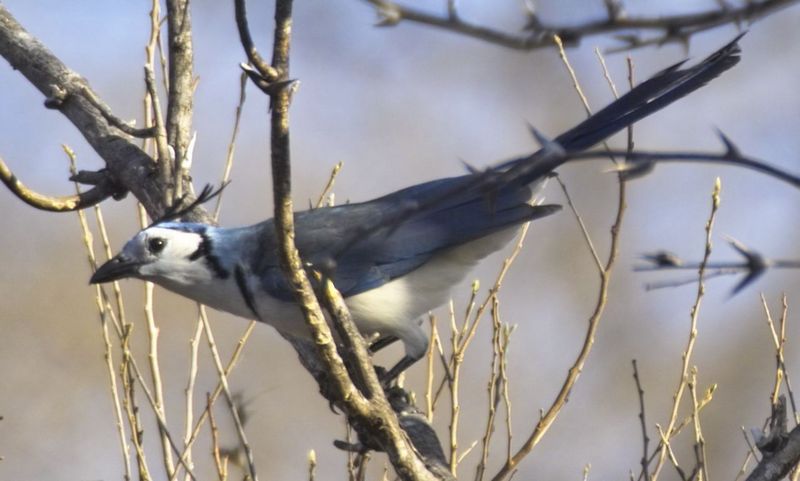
651 178 722 481
0 156 117 211
144 1 173 204
233 0 442 479
0 4 204 221
234 0 279 82
364 0 798 52
165 0 195 200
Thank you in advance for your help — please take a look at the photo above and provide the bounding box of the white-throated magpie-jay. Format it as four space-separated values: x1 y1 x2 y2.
91 39 742 381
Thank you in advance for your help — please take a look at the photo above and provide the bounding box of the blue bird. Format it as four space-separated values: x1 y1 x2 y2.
91 39 742 381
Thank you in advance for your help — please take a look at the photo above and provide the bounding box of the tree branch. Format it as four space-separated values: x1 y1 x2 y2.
0 4 205 221
165 0 195 200
364 0 798 52
0 156 118 211
235 0 443 479
747 400 800 481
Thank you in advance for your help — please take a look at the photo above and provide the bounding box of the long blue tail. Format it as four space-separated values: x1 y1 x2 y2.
555 35 742 152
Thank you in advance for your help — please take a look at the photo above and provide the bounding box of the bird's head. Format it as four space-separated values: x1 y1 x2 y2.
90 223 217 285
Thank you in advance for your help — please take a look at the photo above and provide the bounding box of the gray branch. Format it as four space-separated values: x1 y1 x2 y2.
0 4 205 221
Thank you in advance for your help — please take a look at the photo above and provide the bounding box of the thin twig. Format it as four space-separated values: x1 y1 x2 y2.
554 176 603 272
169 321 257 481
208 392 228 481
656 424 688 481
490 39 630 481
182 318 204 481
651 178 722 481
68 150 133 481
448 300 461 476
500 323 514 466
315 161 343 208
632 360 652 481
476 296 504 481
137 204 176 479
308 449 317 481
425 314 439 422
213 72 248 221
689 368 709 481
198 306 258 481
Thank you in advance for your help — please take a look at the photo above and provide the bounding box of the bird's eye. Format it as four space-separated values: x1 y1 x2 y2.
148 237 167 254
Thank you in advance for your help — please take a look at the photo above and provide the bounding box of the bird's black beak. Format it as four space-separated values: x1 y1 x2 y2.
90 255 140 284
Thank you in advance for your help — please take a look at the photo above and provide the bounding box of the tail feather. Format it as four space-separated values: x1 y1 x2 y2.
554 34 743 152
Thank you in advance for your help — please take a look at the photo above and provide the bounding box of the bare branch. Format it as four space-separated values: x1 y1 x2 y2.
165 0 195 200
0 156 118 211
747 402 800 481
491 42 631 481
632 360 652 481
234 0 444 478
0 4 206 220
234 0 279 82
651 178 722 481
363 0 798 52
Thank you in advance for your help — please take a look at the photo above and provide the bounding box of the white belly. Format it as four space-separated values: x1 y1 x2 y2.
158 226 523 359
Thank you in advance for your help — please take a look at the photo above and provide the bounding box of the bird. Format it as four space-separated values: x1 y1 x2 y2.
91 38 743 382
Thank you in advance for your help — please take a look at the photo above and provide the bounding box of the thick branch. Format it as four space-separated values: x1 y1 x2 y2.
747 422 800 481
166 0 195 199
0 5 204 220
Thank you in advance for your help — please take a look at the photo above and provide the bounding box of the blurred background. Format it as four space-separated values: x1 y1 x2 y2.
1 0 799 479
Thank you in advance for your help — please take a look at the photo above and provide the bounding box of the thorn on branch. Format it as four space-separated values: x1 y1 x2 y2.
726 237 768 295
234 0 280 84
375 4 402 27
641 251 683 268
604 0 626 21
717 129 742 159
239 64 300 97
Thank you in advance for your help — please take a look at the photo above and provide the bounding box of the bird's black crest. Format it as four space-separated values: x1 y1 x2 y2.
149 182 229 227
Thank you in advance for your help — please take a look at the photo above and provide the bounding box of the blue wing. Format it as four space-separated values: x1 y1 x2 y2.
252 37 742 301
256 176 557 300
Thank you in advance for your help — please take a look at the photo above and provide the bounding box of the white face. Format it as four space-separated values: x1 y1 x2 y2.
120 226 208 282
